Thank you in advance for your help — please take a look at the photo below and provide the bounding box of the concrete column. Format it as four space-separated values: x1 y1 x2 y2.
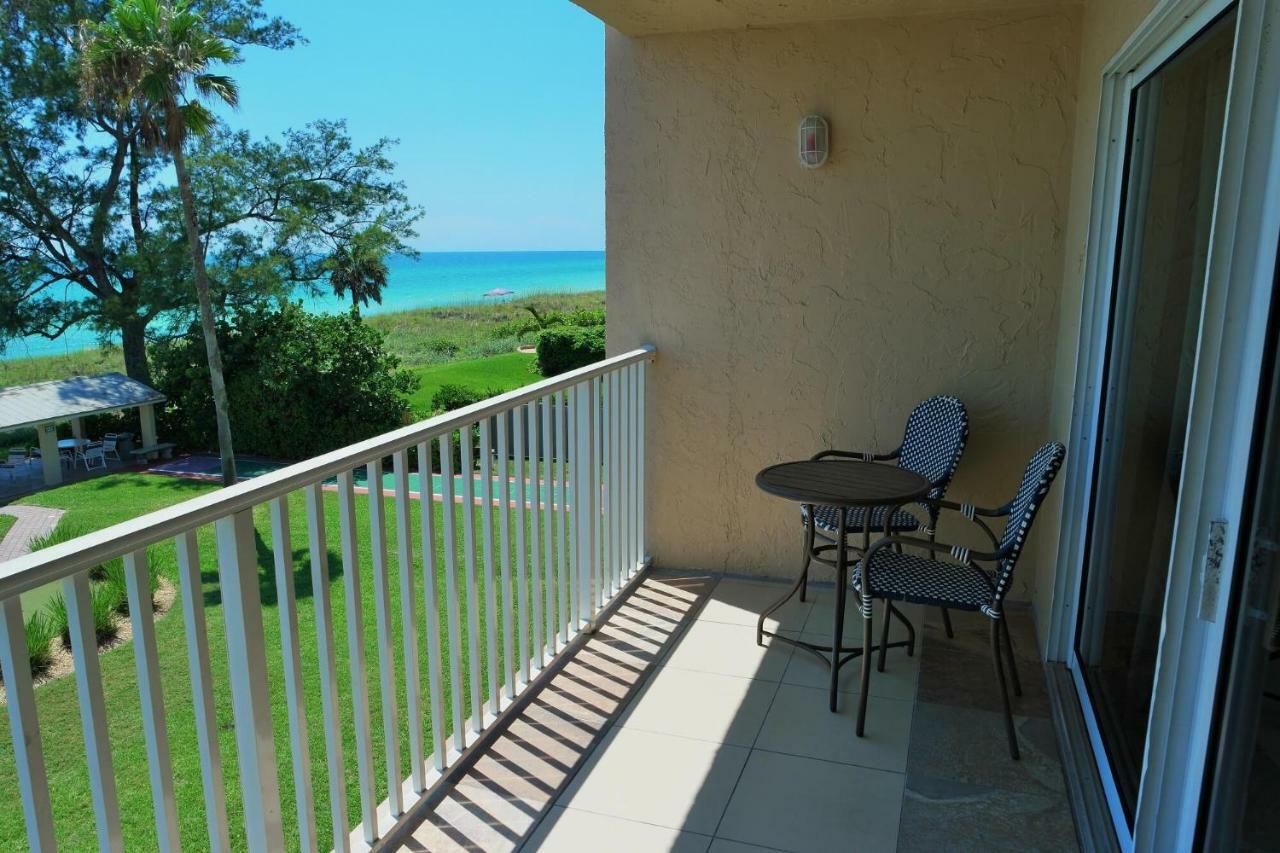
70 418 84 440
37 423 62 486
139 404 157 448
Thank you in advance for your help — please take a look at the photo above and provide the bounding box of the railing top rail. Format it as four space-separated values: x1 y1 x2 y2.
0 346 654 601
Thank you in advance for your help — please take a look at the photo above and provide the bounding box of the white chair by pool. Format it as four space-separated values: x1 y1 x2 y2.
81 444 107 471
101 433 121 462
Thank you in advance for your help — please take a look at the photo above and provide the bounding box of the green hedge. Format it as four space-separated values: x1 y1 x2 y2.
535 325 605 377
151 303 418 460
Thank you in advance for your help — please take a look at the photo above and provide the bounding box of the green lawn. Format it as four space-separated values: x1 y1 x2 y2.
405 351 537 416
0 514 14 543
0 473 570 851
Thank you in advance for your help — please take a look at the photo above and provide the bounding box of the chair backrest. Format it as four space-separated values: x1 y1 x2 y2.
986 441 1067 614
102 434 117 450
896 396 969 503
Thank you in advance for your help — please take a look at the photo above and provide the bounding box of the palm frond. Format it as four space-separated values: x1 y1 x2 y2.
194 73 238 108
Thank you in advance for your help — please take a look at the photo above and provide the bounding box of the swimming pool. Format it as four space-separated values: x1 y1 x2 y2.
338 469 569 506
150 454 569 504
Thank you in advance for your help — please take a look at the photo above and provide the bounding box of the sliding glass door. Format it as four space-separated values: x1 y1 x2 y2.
1073 6 1237 825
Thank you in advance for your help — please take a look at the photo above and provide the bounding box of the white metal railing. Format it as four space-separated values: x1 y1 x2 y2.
0 347 653 852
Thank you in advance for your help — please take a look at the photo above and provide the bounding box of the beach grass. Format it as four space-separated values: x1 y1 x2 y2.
0 347 125 388
1 472 565 851
366 290 604 366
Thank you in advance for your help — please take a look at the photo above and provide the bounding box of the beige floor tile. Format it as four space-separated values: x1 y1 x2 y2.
524 807 712 852
781 631 920 700
755 683 913 772
663 620 794 682
558 727 750 835
697 577 811 633
804 592 925 646
619 665 778 747
717 751 905 853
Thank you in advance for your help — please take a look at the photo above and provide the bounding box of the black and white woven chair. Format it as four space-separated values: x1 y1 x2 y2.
850 441 1067 759
801 395 969 635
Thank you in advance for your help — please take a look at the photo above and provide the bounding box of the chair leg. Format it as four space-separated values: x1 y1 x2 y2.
877 598 891 672
1000 618 1023 697
991 618 1020 760
940 606 955 639
890 602 916 656
857 605 872 737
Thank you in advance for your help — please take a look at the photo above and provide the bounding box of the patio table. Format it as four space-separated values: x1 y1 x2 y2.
56 439 88 450
755 459 931 711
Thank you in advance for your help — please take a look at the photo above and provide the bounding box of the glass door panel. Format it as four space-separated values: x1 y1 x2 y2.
1200 265 1279 851
1074 8 1237 822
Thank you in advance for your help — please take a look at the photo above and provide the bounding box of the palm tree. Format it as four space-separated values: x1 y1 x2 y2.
79 0 239 486
326 226 392 318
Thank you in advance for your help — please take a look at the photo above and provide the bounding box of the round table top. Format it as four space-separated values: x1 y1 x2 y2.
57 438 88 449
755 459 931 507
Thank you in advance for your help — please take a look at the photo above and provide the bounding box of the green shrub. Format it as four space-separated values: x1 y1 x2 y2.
22 613 56 679
90 586 121 645
426 385 498 473
99 561 157 616
535 326 606 377
44 588 119 649
430 383 503 414
28 521 89 553
151 302 419 460
47 593 70 649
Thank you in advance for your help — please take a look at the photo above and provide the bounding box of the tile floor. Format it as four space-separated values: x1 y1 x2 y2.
391 571 1080 852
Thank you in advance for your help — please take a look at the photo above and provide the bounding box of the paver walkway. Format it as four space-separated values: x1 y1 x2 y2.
0 505 65 563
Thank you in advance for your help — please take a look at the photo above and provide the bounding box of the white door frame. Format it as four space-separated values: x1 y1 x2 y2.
1046 0 1280 849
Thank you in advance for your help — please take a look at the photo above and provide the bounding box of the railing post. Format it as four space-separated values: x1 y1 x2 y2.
215 509 285 852
575 380 597 630
638 359 648 567
0 599 54 851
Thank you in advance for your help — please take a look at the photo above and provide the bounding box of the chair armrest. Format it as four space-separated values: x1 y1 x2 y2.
920 499 1004 551
930 498 1006 518
863 533 1002 566
810 444 901 463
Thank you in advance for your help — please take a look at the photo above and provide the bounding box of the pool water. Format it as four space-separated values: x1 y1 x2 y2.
152 454 569 504
337 469 569 505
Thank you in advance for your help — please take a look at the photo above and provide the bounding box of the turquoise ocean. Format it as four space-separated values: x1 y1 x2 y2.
5 250 605 360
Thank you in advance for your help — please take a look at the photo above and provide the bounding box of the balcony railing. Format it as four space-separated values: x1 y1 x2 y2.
0 346 654 852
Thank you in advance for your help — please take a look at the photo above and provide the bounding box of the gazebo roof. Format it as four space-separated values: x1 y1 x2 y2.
0 373 165 431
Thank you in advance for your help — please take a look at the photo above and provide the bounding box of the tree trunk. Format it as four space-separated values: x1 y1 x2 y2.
172 144 237 487
351 288 360 318
119 316 152 385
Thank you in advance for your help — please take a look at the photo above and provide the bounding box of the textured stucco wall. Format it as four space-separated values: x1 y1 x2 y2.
606 9 1082 599
1029 0 1159 653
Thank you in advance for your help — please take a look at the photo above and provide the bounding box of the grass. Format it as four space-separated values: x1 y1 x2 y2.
0 471 575 851
0 514 14 543
405 352 537 416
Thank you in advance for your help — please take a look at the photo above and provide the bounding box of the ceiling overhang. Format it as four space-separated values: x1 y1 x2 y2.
570 0 1075 36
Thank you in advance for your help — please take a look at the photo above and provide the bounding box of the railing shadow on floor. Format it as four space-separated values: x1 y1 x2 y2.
385 570 716 852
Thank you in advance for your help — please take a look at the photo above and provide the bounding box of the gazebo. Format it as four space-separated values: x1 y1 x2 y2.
0 372 164 486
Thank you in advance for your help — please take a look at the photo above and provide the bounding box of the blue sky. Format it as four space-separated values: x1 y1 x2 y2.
220 0 604 252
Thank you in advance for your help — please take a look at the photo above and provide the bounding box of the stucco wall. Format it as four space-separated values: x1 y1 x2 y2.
605 9 1081 598
1029 0 1159 653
